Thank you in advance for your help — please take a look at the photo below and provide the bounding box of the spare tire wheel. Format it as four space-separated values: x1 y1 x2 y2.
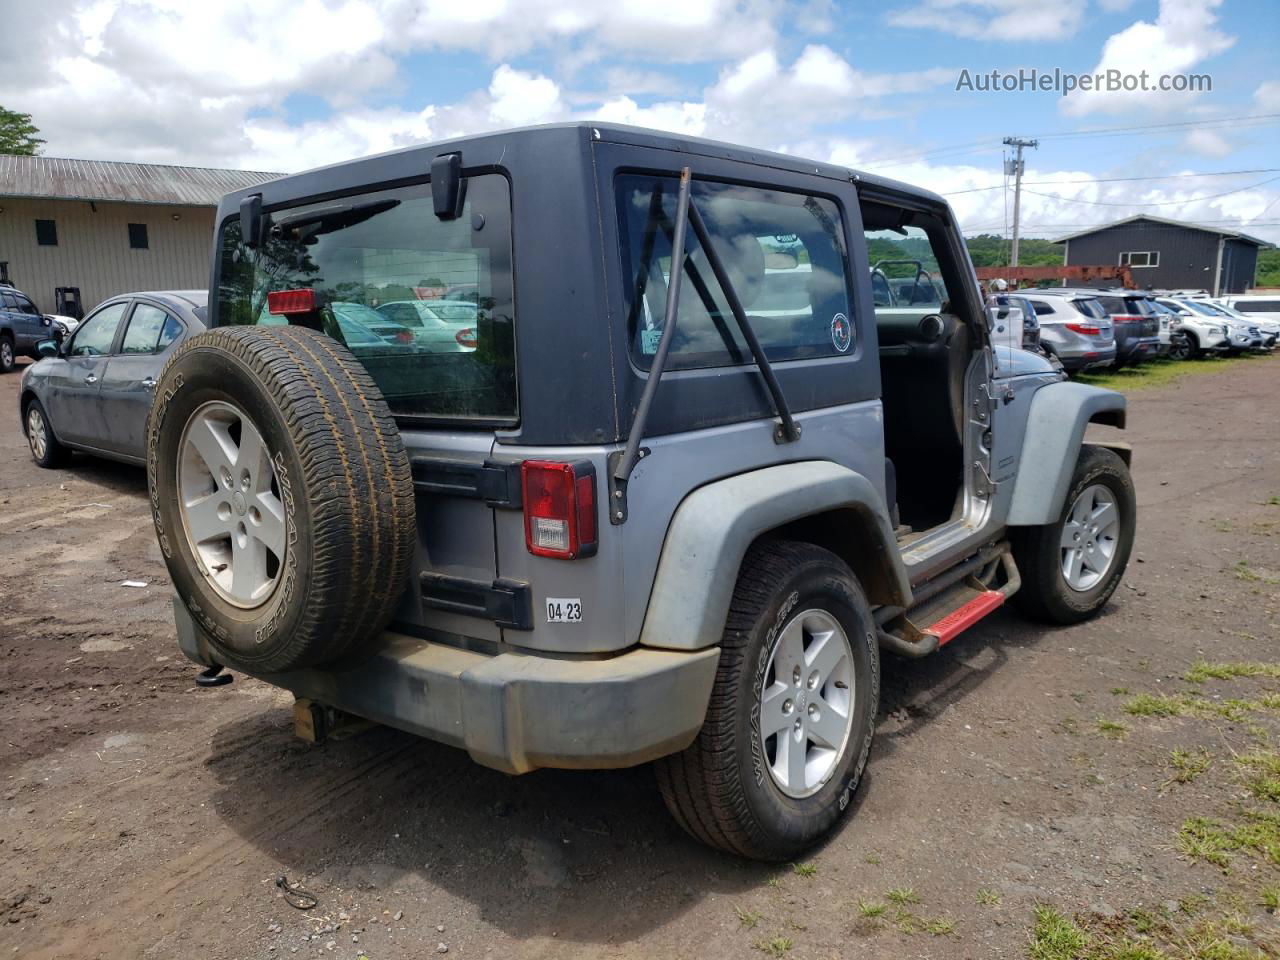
146 325 415 673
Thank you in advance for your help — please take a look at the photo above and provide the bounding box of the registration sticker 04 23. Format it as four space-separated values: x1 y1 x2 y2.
545 598 583 623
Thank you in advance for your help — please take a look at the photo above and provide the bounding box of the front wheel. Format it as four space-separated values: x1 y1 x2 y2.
25 398 70 468
0 335 14 373
1168 334 1193 361
655 541 879 861
1011 446 1136 624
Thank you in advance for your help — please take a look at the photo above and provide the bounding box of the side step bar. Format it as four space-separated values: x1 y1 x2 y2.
877 543 1021 659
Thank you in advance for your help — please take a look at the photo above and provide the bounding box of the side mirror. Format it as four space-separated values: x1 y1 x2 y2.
36 339 59 358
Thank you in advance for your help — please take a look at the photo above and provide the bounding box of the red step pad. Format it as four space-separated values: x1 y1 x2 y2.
922 590 1005 646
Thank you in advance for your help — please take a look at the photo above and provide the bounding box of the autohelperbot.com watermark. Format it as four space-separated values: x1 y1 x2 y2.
956 67 1212 97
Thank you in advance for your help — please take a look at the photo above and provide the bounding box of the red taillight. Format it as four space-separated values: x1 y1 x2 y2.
1065 322 1103 335
455 327 477 349
521 460 598 560
267 288 317 315
394 328 413 344
1111 314 1142 323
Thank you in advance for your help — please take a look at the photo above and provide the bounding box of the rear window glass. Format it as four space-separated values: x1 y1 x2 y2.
615 174 855 370
1236 300 1280 312
215 174 516 422
1072 298 1107 320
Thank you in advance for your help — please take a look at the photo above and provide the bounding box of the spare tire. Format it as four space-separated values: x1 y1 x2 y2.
146 325 415 673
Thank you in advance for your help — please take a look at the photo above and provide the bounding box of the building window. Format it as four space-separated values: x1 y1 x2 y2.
1119 251 1159 268
35 219 57 246
128 223 149 250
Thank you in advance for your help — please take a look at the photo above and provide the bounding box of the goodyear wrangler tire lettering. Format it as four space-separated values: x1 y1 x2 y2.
146 326 415 673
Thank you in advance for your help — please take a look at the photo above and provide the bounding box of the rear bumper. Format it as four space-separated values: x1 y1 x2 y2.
1117 337 1161 362
1057 345 1117 372
174 598 719 775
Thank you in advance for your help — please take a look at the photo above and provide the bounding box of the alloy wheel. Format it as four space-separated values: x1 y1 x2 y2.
1060 483 1120 592
177 401 286 609
757 608 856 798
27 407 47 461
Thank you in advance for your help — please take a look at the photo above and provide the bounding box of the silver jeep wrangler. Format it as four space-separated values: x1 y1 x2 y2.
150 123 1135 861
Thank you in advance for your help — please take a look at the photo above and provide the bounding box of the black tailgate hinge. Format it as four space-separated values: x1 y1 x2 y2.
411 457 522 509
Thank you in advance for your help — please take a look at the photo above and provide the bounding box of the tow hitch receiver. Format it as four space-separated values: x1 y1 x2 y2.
293 699 376 744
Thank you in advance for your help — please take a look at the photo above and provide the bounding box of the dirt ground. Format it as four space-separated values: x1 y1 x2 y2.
2 354 1279 960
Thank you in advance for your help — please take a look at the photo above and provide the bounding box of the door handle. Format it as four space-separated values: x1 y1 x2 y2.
84 374 98 384
141 377 157 389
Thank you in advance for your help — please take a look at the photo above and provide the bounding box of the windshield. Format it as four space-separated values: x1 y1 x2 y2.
215 174 516 422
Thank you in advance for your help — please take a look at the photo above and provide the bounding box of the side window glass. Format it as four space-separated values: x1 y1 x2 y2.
69 302 128 357
862 222 957 328
120 304 174 354
16 296 39 315
156 313 183 351
616 175 856 370
0 292 14 310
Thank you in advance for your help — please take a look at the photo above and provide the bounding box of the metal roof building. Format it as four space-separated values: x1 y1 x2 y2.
0 155 280 315
1054 215 1272 296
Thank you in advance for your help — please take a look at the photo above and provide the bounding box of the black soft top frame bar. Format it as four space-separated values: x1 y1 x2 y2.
608 167 802 525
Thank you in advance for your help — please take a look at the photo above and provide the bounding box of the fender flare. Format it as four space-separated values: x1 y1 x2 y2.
1007 381 1126 526
638 460 911 652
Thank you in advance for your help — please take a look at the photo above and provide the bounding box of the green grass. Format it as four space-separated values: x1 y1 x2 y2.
862 852 881 865
1167 748 1213 784
1178 817 1239 869
976 888 1001 906
735 905 762 928
1097 718 1129 738
1074 353 1263 393
857 899 886 918
792 862 816 878
1028 905 1089 960
1125 693 1191 718
1184 661 1280 684
1236 751 1280 803
754 936 792 957
1261 887 1279 912
886 887 920 906
1111 687 1130 696
923 916 956 936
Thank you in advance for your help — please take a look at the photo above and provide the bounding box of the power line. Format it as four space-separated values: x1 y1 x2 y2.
1032 112 1280 141
1019 175 1280 207
859 112 1280 169
943 167 1280 196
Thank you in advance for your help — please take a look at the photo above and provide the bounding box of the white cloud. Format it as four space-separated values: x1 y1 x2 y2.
1183 129 1231 158
1061 0 1234 117
1255 81 1280 112
886 0 1086 41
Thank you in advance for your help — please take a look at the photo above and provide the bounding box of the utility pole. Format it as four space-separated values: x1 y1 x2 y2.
1003 136 1038 268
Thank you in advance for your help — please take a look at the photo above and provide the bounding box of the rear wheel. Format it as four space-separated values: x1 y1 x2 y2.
0 335 14 373
655 541 879 861
1011 446 1136 624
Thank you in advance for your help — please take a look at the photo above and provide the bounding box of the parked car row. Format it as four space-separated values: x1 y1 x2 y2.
985 286 1277 376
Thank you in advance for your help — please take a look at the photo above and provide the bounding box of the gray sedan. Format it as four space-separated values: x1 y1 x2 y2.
19 290 207 468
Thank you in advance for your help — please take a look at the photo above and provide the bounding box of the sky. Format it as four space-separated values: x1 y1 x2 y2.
2 0 1279 242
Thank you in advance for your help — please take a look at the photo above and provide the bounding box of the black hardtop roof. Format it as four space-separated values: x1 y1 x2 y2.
214 121 946 212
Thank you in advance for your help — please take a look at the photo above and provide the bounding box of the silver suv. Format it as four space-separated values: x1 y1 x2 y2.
151 124 1136 860
1019 292 1117 372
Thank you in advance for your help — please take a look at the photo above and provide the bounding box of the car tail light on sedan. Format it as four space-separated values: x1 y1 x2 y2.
455 328 478 349
393 328 414 344
267 289 317 315
522 460 598 560
1065 322 1103 336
